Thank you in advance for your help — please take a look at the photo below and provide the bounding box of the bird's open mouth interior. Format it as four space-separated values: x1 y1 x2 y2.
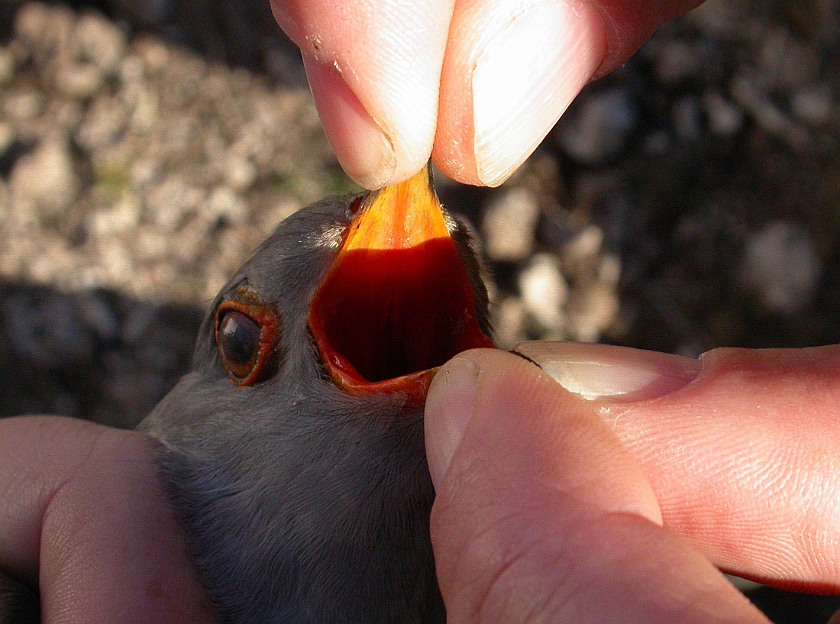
308 168 493 399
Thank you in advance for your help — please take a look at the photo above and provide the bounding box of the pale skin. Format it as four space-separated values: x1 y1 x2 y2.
3 1 840 622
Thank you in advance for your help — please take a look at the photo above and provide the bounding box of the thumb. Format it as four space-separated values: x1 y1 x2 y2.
514 342 840 591
424 349 765 623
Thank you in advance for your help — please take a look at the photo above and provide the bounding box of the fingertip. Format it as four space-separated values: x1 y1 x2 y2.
435 0 607 187
424 356 480 488
303 57 397 189
275 0 450 189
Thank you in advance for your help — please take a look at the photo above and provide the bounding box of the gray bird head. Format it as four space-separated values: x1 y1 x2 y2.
139 166 493 623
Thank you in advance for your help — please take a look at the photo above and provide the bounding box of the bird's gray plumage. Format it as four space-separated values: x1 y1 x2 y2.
139 193 491 623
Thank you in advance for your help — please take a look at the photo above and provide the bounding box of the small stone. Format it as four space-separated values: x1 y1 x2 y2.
144 176 205 231
791 85 834 127
4 89 44 122
206 186 248 225
566 284 620 343
518 253 568 333
481 187 540 262
76 12 127 74
561 224 603 272
126 85 159 132
88 191 141 237
758 27 817 91
730 72 809 149
655 40 703 85
119 55 145 83
10 137 79 218
703 91 744 138
224 156 258 192
557 88 637 166
76 95 129 150
492 296 527 350
55 62 104 99
740 221 821 315
598 253 622 288
133 36 170 74
14 3 52 51
15 3 76 64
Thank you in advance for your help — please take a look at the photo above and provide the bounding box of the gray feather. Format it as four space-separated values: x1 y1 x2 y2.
140 194 489 623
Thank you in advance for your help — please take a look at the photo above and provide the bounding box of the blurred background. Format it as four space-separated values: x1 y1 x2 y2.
1 0 839 620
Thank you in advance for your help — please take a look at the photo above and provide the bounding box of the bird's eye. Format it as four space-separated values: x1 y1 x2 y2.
218 311 260 379
215 296 281 386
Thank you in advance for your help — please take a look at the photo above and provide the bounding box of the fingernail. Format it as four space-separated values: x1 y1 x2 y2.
515 342 701 401
472 0 606 186
424 357 479 487
303 55 397 189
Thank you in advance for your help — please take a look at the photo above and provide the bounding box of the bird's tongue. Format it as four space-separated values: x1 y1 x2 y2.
308 166 493 402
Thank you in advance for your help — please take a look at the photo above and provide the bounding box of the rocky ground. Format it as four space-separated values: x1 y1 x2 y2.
2 0 840 619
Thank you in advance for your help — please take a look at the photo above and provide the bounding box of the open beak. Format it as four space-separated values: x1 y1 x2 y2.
308 165 494 404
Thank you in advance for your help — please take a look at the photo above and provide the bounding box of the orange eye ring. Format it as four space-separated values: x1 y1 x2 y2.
214 291 281 386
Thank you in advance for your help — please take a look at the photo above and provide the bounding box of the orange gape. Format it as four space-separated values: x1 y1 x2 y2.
340 166 451 252
309 166 493 405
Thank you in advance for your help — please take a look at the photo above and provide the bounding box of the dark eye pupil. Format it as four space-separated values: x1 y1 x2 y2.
218 311 260 377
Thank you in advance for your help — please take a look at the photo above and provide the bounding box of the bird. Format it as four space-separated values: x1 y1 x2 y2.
138 164 495 623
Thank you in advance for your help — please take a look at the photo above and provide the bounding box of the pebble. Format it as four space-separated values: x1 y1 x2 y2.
739 221 821 315
10 137 79 219
567 284 620 343
88 191 141 237
76 12 128 74
224 155 258 192
144 176 205 231
791 85 834 127
730 72 809 149
492 296 528 350
76 95 129 150
557 88 637 166
4 89 44 122
481 187 540 262
206 185 249 225
561 224 603 273
703 91 744 137
55 62 104 99
654 40 703 85
518 253 568 334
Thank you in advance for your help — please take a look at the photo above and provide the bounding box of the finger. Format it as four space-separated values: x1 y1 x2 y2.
433 0 703 187
516 342 840 591
0 416 211 623
425 349 766 623
270 0 454 189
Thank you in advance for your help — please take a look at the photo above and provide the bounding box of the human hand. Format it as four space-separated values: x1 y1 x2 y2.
424 344 840 622
270 0 705 189
0 416 211 623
